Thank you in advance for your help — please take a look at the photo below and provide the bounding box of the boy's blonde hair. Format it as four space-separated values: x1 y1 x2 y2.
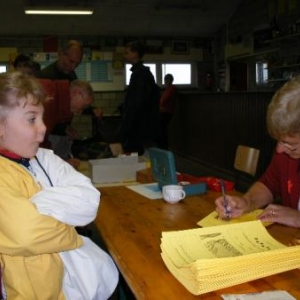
0 71 47 110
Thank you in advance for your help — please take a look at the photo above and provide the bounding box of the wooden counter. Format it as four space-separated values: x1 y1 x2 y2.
94 186 300 300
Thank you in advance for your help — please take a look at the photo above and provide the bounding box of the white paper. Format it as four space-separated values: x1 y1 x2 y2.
126 183 162 199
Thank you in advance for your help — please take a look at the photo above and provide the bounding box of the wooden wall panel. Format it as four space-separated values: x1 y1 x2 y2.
169 92 277 188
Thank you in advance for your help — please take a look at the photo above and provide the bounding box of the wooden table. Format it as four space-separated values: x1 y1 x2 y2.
94 186 300 300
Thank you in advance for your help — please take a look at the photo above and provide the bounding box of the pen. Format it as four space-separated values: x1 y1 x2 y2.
220 179 230 220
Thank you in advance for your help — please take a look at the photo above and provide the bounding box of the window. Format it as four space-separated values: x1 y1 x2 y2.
162 63 191 85
256 62 268 84
125 62 195 87
125 63 156 85
0 65 7 73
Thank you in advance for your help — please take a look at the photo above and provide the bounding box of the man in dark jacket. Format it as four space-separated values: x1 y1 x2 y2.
118 41 160 155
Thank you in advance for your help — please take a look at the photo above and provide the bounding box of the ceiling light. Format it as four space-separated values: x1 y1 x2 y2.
24 8 93 15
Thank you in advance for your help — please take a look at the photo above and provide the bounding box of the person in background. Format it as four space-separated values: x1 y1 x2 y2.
158 73 178 150
37 40 83 81
19 60 41 77
13 54 41 77
118 40 160 155
24 60 41 77
37 39 103 143
12 53 31 71
40 79 97 168
0 71 118 299
215 78 300 229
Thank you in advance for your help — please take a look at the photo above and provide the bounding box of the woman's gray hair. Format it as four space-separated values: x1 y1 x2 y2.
267 77 300 140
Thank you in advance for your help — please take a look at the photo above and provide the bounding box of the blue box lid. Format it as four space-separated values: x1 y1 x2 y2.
148 147 206 196
148 147 177 188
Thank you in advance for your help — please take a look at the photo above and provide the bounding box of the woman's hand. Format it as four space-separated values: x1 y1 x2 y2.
215 195 250 220
258 204 300 227
215 182 274 220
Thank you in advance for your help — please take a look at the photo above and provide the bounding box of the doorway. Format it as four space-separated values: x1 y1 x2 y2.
229 61 248 91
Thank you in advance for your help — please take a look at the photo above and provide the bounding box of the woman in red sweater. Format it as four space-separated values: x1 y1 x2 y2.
215 78 300 229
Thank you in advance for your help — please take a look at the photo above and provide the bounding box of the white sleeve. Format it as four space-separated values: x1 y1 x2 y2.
30 148 100 226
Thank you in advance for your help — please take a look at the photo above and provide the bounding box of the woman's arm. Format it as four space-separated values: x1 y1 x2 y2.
242 181 274 211
215 181 273 219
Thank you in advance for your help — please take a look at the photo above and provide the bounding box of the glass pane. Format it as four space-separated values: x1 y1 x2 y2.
162 64 191 85
256 62 268 84
0 65 7 73
125 63 157 85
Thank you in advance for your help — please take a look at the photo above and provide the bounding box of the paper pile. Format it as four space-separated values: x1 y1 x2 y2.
160 220 300 295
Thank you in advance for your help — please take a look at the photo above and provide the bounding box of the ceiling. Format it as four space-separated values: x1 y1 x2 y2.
0 0 242 38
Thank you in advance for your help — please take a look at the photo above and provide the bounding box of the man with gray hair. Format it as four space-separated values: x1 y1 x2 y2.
37 40 83 81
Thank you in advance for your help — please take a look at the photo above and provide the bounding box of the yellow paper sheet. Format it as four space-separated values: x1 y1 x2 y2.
197 209 272 227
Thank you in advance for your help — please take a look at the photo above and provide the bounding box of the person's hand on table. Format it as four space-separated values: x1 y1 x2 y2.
258 204 300 228
215 195 250 220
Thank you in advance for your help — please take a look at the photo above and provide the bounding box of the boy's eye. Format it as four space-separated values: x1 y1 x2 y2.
29 118 36 123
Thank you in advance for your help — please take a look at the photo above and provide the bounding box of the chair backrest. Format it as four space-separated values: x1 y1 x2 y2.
234 145 260 177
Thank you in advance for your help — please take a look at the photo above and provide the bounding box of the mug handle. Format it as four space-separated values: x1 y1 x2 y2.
180 190 186 199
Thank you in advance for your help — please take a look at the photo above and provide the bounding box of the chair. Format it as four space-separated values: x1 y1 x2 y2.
234 145 260 176
234 145 260 191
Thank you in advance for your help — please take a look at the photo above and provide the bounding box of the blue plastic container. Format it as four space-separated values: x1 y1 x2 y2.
148 147 206 196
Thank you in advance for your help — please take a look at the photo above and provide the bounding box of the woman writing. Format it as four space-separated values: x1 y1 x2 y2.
216 78 300 228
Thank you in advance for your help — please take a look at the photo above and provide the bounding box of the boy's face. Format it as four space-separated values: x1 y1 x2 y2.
0 96 46 158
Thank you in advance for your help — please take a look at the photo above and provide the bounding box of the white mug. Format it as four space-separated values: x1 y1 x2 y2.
162 185 186 203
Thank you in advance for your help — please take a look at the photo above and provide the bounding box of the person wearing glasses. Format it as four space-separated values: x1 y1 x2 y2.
215 78 300 228
37 40 83 81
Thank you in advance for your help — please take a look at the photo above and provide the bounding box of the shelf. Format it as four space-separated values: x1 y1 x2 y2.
227 48 279 61
267 63 300 69
264 32 300 43
267 78 288 83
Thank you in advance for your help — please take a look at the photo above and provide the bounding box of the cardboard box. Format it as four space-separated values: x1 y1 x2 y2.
136 168 154 183
89 155 147 183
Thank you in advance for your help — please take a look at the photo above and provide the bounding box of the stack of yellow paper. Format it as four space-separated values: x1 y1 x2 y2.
160 220 300 295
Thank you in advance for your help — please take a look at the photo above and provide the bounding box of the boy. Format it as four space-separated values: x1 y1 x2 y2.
0 71 118 299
